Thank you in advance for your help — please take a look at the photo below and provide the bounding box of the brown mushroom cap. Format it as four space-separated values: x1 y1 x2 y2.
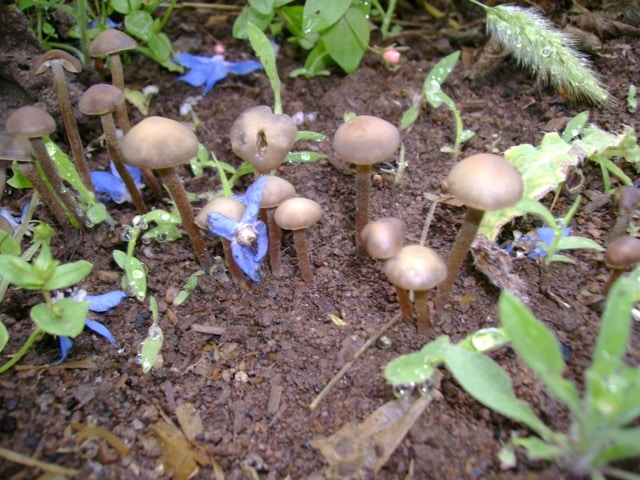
274 197 322 231
261 176 296 209
447 153 523 211
230 105 297 174
120 116 199 169
383 245 446 291
89 29 137 57
361 217 404 259
605 236 640 268
6 106 56 138
195 197 246 230
34 49 82 75
332 115 400 165
613 186 640 214
0 135 33 161
79 83 124 116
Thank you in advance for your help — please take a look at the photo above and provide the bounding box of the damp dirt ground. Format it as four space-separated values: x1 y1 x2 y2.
0 1 639 479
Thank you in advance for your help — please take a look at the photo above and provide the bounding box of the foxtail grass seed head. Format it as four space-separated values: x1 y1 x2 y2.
484 5 609 106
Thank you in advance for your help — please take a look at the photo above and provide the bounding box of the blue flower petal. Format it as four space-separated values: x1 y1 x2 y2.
231 241 262 282
241 175 268 223
226 60 262 76
110 161 143 189
207 212 238 240
85 319 117 346
91 171 130 204
255 221 268 262
177 68 211 88
56 336 73 364
86 290 128 313
174 53 213 69
203 61 229 94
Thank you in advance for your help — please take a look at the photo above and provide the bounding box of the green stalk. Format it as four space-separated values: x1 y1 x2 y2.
0 328 45 373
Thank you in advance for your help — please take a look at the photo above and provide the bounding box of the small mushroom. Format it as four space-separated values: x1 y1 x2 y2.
274 197 322 283
607 186 640 245
6 105 87 229
361 217 404 260
88 29 137 133
120 116 210 269
332 115 400 256
196 197 249 288
259 176 296 276
383 245 447 333
78 83 147 213
34 49 94 193
435 153 523 311
230 105 297 174
603 235 640 294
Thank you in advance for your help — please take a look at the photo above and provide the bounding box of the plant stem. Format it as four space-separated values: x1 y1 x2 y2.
0 328 44 374
76 0 89 64
158 0 178 31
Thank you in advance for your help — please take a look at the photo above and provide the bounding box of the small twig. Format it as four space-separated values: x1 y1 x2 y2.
419 198 440 246
309 313 402 410
0 446 79 476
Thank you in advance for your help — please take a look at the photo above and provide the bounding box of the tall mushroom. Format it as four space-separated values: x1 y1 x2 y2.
332 115 400 256
78 83 147 214
383 244 446 333
435 153 523 311
603 235 640 294
260 176 296 276
34 49 94 193
120 116 210 269
274 197 322 284
6 105 87 229
230 105 297 175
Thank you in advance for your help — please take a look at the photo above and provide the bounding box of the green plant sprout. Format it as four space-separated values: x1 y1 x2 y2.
124 84 159 117
447 281 640 480
113 221 147 302
247 22 283 115
138 295 164 373
627 85 638 114
517 196 604 264
400 51 474 158
0 230 92 372
172 270 204 307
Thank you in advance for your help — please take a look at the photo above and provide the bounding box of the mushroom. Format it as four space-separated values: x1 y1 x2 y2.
274 197 322 283
383 245 446 333
361 217 404 260
120 116 210 269
196 197 249 288
259 176 296 276
78 83 147 214
607 186 640 245
332 115 400 256
88 29 137 134
435 153 523 311
230 105 297 175
33 49 94 193
603 235 640 294
6 105 87 229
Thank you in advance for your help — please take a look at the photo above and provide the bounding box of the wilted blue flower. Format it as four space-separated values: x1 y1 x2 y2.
56 289 129 363
91 161 144 204
206 176 268 281
174 53 262 94
504 226 572 259
0 200 30 236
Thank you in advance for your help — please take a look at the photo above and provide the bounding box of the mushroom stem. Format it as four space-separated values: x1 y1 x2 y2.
158 167 211 269
603 269 623 295
48 62 94 193
99 112 148 214
413 290 432 333
394 286 413 322
355 164 372 256
262 208 283 276
108 53 132 133
436 207 485 312
292 229 314 283
30 138 86 229
220 238 250 290
19 163 74 230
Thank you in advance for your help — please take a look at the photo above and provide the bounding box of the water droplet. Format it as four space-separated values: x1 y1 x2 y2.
156 232 168 242
136 352 143 364
85 220 95 229
376 335 393 350
392 383 415 398
141 236 151 245
120 227 132 241
417 382 431 396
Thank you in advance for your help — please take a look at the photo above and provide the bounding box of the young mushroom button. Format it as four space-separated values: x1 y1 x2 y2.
274 197 322 284
361 217 404 260
120 116 210 269
603 235 640 294
435 153 523 311
332 115 400 256
260 176 296 276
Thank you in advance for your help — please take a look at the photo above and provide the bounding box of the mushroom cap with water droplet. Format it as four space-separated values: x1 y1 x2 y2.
6 106 56 138
120 116 199 170
447 153 523 211
383 245 446 291
332 115 400 166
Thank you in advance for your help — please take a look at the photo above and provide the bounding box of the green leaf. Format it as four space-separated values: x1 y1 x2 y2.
111 0 142 15
400 106 419 131
323 7 369 74
0 320 8 353
444 344 550 437
232 5 274 39
43 260 93 291
125 10 155 42
562 111 589 142
383 335 450 386
44 137 94 205
113 250 147 301
424 51 459 90
593 427 640 466
172 270 204 307
292 41 331 78
302 0 350 33
246 22 281 113
0 254 44 289
0 230 21 256
555 236 603 252
249 0 273 16
139 321 163 373
285 151 326 163
510 436 566 461
8 162 31 189
31 298 88 337
498 291 582 414
295 130 326 142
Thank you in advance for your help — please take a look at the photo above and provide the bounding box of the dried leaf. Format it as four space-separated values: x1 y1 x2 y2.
152 419 209 480
73 425 130 456
175 403 204 443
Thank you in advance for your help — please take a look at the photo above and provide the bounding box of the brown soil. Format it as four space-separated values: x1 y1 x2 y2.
1 1 639 479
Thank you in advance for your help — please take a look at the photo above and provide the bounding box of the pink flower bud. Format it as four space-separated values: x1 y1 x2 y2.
213 44 225 54
383 47 401 64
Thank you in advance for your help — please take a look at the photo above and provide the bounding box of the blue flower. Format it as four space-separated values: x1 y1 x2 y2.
504 226 572 259
0 200 30 237
174 53 262 94
56 289 129 363
206 176 268 281
91 161 144 204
